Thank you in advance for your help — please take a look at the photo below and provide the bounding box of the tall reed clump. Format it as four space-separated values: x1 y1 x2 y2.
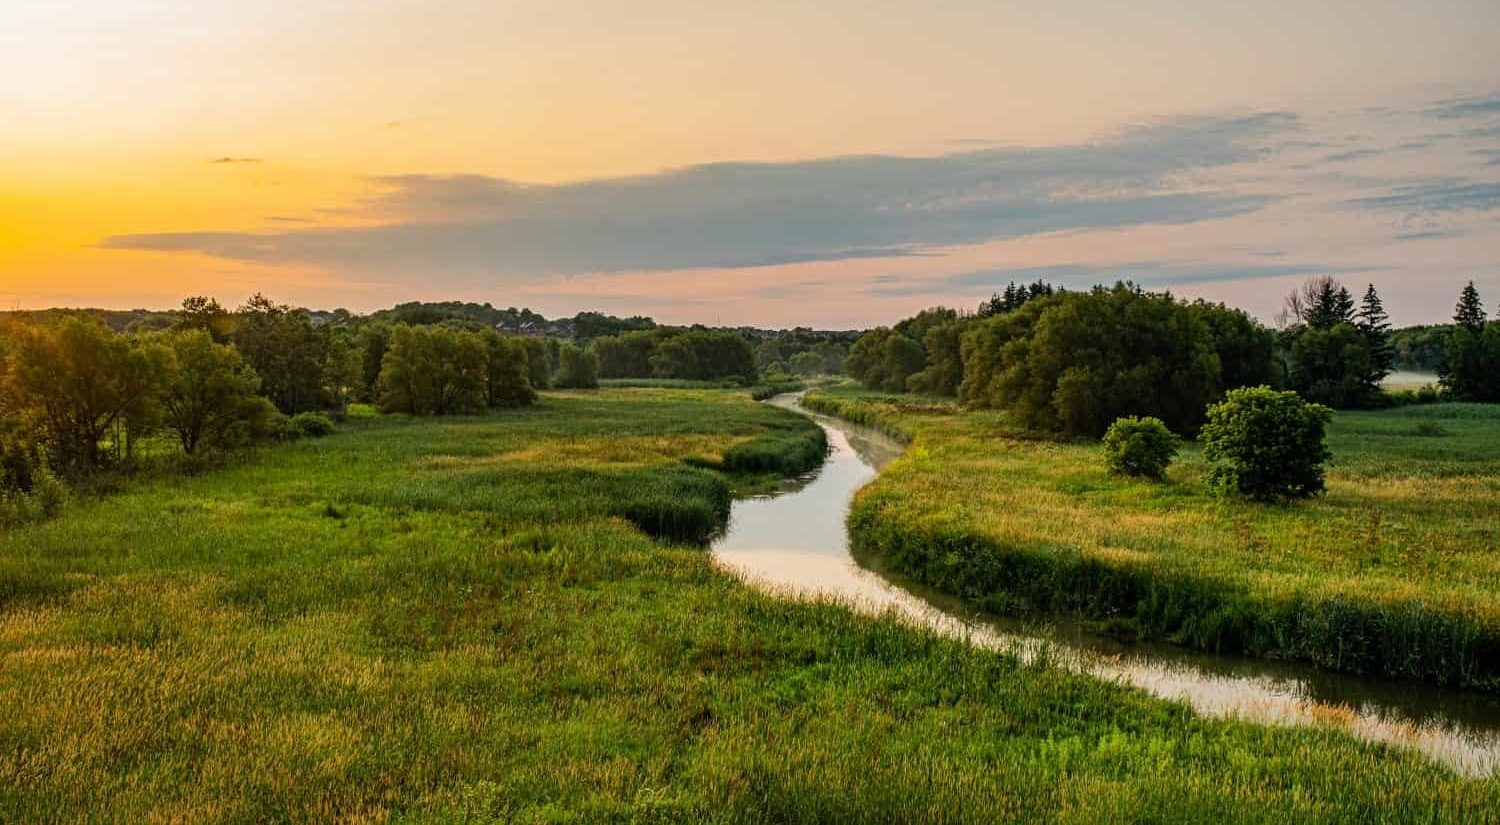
720 419 827 476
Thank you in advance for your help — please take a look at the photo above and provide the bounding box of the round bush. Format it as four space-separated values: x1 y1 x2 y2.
289 412 337 439
1200 386 1332 502
1101 416 1178 480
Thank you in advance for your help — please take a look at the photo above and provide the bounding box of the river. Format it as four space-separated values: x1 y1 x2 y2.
711 392 1500 777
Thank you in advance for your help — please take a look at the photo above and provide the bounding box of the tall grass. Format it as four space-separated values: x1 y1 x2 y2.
0 388 1495 820
813 387 1500 691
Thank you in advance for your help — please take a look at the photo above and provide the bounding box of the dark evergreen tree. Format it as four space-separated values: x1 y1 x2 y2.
1455 281 1486 333
1354 284 1394 397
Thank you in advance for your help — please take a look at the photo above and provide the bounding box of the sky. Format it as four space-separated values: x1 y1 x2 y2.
1 0 1497 328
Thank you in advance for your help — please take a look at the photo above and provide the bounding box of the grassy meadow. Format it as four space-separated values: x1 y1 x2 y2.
805 385 1500 690
1 387 1498 821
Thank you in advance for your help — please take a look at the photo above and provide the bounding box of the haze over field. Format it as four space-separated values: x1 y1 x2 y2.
2 0 1497 326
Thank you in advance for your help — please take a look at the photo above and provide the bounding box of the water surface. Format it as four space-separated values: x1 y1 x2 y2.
712 393 1500 776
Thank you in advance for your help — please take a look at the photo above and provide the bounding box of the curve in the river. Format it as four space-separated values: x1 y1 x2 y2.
711 392 1500 777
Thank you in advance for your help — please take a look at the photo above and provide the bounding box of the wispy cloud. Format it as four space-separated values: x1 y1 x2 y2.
209 157 263 164
107 114 1291 284
1348 181 1500 212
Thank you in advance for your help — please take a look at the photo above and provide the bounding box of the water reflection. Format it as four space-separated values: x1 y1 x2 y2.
712 393 1500 776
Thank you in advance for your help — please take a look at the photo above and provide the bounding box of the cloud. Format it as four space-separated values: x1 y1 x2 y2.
210 157 262 164
1348 181 1500 212
868 262 1366 297
106 113 1291 284
1424 94 1500 120
1322 148 1381 163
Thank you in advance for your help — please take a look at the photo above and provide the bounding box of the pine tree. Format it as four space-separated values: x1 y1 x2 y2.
1441 282 1493 401
1455 281 1486 333
1354 284 1393 398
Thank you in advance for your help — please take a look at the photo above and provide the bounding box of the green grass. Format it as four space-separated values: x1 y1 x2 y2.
1 387 1497 821
807 384 1500 690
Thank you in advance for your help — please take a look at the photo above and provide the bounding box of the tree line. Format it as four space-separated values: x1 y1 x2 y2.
847 277 1498 436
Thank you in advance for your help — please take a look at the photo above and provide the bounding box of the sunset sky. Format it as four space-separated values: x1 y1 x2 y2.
2 0 1497 327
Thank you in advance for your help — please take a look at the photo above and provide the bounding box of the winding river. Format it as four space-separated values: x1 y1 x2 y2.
712 393 1500 777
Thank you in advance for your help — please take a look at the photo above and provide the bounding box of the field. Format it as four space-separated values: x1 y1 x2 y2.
1 388 1497 821
805 385 1500 690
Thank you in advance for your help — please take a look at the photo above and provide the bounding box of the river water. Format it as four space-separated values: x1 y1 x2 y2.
712 393 1500 776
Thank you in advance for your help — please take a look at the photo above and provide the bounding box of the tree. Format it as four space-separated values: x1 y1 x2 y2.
595 330 664 378
1289 324 1377 408
175 296 234 342
1455 281 1486 333
1189 301 1279 392
650 331 757 383
1441 282 1498 401
4 318 168 474
320 328 363 416
961 284 1220 436
479 331 537 408
156 330 276 454
1353 284 1394 397
1200 386 1333 502
906 319 968 396
356 322 394 402
232 295 328 414
1101 416 1178 481
554 343 600 389
377 325 487 415
979 280 1056 317
515 337 551 389
846 327 926 392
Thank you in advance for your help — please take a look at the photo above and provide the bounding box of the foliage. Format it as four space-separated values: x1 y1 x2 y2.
3 316 169 474
650 330 757 383
554 343 601 389
1287 323 1377 408
515 336 551 390
1188 300 1280 392
1390 324 1451 372
1101 416 1178 481
846 327 925 392
231 295 329 414
287 412 337 439
905 319 969 396
479 331 539 408
571 310 656 341
961 284 1221 436
977 279 1056 317
1201 386 1333 502
1440 282 1500 402
376 325 488 415
595 329 667 378
157 329 278 454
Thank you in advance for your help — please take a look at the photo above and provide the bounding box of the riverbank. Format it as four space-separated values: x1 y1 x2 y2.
807 384 1500 692
1 388 1496 820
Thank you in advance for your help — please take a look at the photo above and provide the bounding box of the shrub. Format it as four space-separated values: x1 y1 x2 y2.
1101 416 1178 481
1200 386 1332 502
289 412 336 438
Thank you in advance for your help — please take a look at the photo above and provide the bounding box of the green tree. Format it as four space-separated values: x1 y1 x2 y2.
4 318 168 474
479 331 537 408
1441 282 1498 401
232 295 328 414
515 337 551 389
1189 300 1279 392
1289 324 1377 408
356 322 394 402
377 325 487 415
1200 386 1333 502
1353 284 1394 397
650 331 757 383
175 296 235 342
906 319 968 396
156 330 277 454
554 343 600 389
595 330 664 378
961 284 1219 435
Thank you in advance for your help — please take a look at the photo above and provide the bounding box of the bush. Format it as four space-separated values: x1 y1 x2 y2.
1200 386 1332 502
289 412 336 438
554 344 600 389
1101 416 1178 481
